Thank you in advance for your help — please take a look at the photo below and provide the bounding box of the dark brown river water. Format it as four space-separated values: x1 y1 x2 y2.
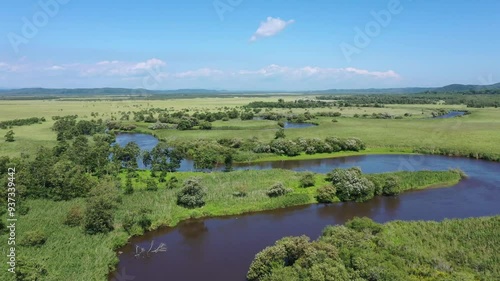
111 134 500 281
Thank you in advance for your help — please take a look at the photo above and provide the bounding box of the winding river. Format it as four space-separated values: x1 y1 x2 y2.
110 134 500 281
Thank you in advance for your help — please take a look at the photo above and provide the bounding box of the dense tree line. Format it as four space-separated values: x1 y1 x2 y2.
246 99 334 109
52 115 107 140
247 216 499 281
0 117 45 129
317 90 500 108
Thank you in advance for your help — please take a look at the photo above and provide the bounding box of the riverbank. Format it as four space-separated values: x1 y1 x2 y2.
0 168 463 281
243 148 416 163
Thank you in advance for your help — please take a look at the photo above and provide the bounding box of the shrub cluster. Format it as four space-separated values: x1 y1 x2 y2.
326 167 375 202
266 182 292 198
253 137 366 156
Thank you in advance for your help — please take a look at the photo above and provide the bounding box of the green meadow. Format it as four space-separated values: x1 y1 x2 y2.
1 99 499 160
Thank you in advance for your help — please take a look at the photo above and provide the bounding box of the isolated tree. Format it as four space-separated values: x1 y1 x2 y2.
124 176 134 195
4 130 15 142
328 167 375 202
145 178 158 191
176 178 206 208
83 178 121 234
223 153 233 172
299 172 315 188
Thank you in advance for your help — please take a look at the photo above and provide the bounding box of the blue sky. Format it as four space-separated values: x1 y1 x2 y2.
1 0 499 90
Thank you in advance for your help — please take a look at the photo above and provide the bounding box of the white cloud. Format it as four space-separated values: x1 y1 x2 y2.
0 62 10 71
81 58 167 77
250 17 295 42
45 65 65 71
239 65 400 79
0 59 401 90
175 68 224 78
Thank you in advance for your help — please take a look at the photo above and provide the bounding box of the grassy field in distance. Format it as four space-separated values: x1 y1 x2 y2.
0 98 499 160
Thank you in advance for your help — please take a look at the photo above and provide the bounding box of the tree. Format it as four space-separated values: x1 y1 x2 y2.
199 121 212 130
328 167 375 202
316 184 337 203
83 178 121 234
275 128 286 139
177 118 193 130
113 142 140 171
382 175 402 196
240 111 254 120
176 178 206 208
166 176 179 189
146 178 158 191
299 172 315 188
48 160 96 200
124 176 134 194
223 154 233 172
4 130 14 142
149 142 183 174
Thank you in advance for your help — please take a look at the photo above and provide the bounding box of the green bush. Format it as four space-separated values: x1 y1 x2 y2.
176 177 206 208
122 207 152 233
199 121 212 130
64 205 84 227
15 258 48 281
345 217 383 235
266 182 292 198
124 177 134 194
275 128 286 139
316 184 337 203
382 175 402 196
328 167 375 202
299 172 316 188
247 236 311 281
21 230 47 247
145 178 158 191
166 176 179 189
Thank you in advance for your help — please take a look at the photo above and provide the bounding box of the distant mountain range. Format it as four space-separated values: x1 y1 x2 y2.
308 83 500 94
0 83 499 97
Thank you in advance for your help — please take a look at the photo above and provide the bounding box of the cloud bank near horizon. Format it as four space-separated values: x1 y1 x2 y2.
0 58 401 90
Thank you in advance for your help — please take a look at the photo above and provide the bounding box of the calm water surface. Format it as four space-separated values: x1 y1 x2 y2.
433 111 467 119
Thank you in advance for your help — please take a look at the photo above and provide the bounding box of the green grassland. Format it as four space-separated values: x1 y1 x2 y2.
0 169 461 281
1 98 499 160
